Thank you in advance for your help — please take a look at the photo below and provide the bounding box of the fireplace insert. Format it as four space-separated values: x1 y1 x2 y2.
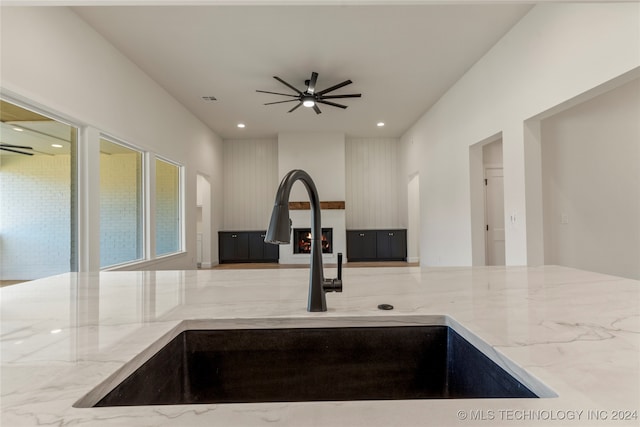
293 228 333 254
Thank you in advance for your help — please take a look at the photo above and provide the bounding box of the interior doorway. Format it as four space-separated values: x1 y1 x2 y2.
484 167 505 265
470 135 505 266
482 140 505 266
196 173 212 268
407 173 420 263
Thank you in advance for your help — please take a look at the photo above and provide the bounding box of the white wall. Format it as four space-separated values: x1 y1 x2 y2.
400 2 640 268
398 134 421 250
277 132 346 265
541 78 640 280
483 140 503 166
345 138 400 229
223 139 278 231
222 135 406 232
1 7 224 271
278 132 346 202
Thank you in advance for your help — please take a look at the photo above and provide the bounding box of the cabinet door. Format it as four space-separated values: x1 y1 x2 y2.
219 233 235 262
376 231 392 259
389 230 407 259
347 231 377 260
234 233 250 260
376 230 407 260
248 231 279 261
262 233 280 261
219 232 249 262
248 232 265 260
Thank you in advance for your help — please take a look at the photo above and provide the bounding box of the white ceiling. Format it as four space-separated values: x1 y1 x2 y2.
1 121 73 156
71 3 533 139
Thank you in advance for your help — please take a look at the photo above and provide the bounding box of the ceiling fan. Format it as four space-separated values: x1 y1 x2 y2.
0 143 34 156
257 72 361 114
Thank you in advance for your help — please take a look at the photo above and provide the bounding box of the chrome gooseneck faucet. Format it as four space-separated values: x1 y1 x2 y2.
265 169 342 312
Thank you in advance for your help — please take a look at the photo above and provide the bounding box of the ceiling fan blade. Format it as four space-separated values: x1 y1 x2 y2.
316 79 352 96
264 99 300 105
317 100 348 109
1 143 34 149
313 104 322 114
256 90 299 98
307 72 318 94
0 147 34 156
274 76 302 95
288 102 303 113
318 94 361 99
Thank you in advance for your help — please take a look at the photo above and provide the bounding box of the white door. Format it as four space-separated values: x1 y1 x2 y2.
484 168 505 265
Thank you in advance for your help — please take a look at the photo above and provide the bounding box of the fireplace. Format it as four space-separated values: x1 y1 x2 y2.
279 209 344 265
293 228 333 254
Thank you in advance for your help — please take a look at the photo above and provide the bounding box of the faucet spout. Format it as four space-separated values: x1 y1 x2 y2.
265 169 341 312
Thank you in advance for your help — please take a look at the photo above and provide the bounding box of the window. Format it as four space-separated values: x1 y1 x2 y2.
99 138 143 267
155 158 181 256
0 100 78 281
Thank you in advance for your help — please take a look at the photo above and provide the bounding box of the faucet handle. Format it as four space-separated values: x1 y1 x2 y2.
323 278 342 293
322 254 344 294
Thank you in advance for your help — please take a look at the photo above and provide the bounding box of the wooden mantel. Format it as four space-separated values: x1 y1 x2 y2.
288 201 345 210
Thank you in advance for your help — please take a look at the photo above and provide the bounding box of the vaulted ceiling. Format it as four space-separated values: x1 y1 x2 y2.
69 3 533 139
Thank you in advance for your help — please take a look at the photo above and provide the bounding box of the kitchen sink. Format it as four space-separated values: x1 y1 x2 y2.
76 316 553 406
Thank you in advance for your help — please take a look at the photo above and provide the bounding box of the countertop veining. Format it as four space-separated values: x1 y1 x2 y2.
1 265 639 426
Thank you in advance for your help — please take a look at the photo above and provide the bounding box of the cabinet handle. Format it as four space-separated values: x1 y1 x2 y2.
359 233 365 237
260 234 266 238
231 234 237 238
389 232 394 236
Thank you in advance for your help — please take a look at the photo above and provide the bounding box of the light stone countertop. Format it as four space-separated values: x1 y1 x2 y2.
1 265 639 426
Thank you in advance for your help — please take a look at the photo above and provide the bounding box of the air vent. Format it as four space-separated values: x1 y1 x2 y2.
202 96 217 101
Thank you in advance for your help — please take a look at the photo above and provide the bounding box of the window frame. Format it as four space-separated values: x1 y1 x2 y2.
98 135 146 269
0 95 80 276
2 93 190 275
153 155 184 258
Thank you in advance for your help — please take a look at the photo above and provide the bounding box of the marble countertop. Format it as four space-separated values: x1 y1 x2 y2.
1 265 639 426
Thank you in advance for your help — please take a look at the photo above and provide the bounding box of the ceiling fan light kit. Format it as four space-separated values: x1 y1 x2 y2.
257 71 361 115
302 96 315 108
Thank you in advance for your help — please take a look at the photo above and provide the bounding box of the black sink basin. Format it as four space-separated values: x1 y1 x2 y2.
92 325 538 406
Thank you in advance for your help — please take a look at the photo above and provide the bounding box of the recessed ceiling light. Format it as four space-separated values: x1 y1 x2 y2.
12 127 23 132
50 329 62 334
51 144 63 148
237 123 246 128
377 122 385 127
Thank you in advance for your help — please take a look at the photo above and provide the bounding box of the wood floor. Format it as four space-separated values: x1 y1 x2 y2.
0 280 29 288
211 261 418 270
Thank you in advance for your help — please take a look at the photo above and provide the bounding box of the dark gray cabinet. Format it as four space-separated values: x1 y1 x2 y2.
219 231 279 263
346 230 377 260
347 229 407 261
248 231 279 261
376 230 406 260
219 232 249 261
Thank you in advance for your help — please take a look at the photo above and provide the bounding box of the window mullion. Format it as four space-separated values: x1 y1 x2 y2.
146 153 156 260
